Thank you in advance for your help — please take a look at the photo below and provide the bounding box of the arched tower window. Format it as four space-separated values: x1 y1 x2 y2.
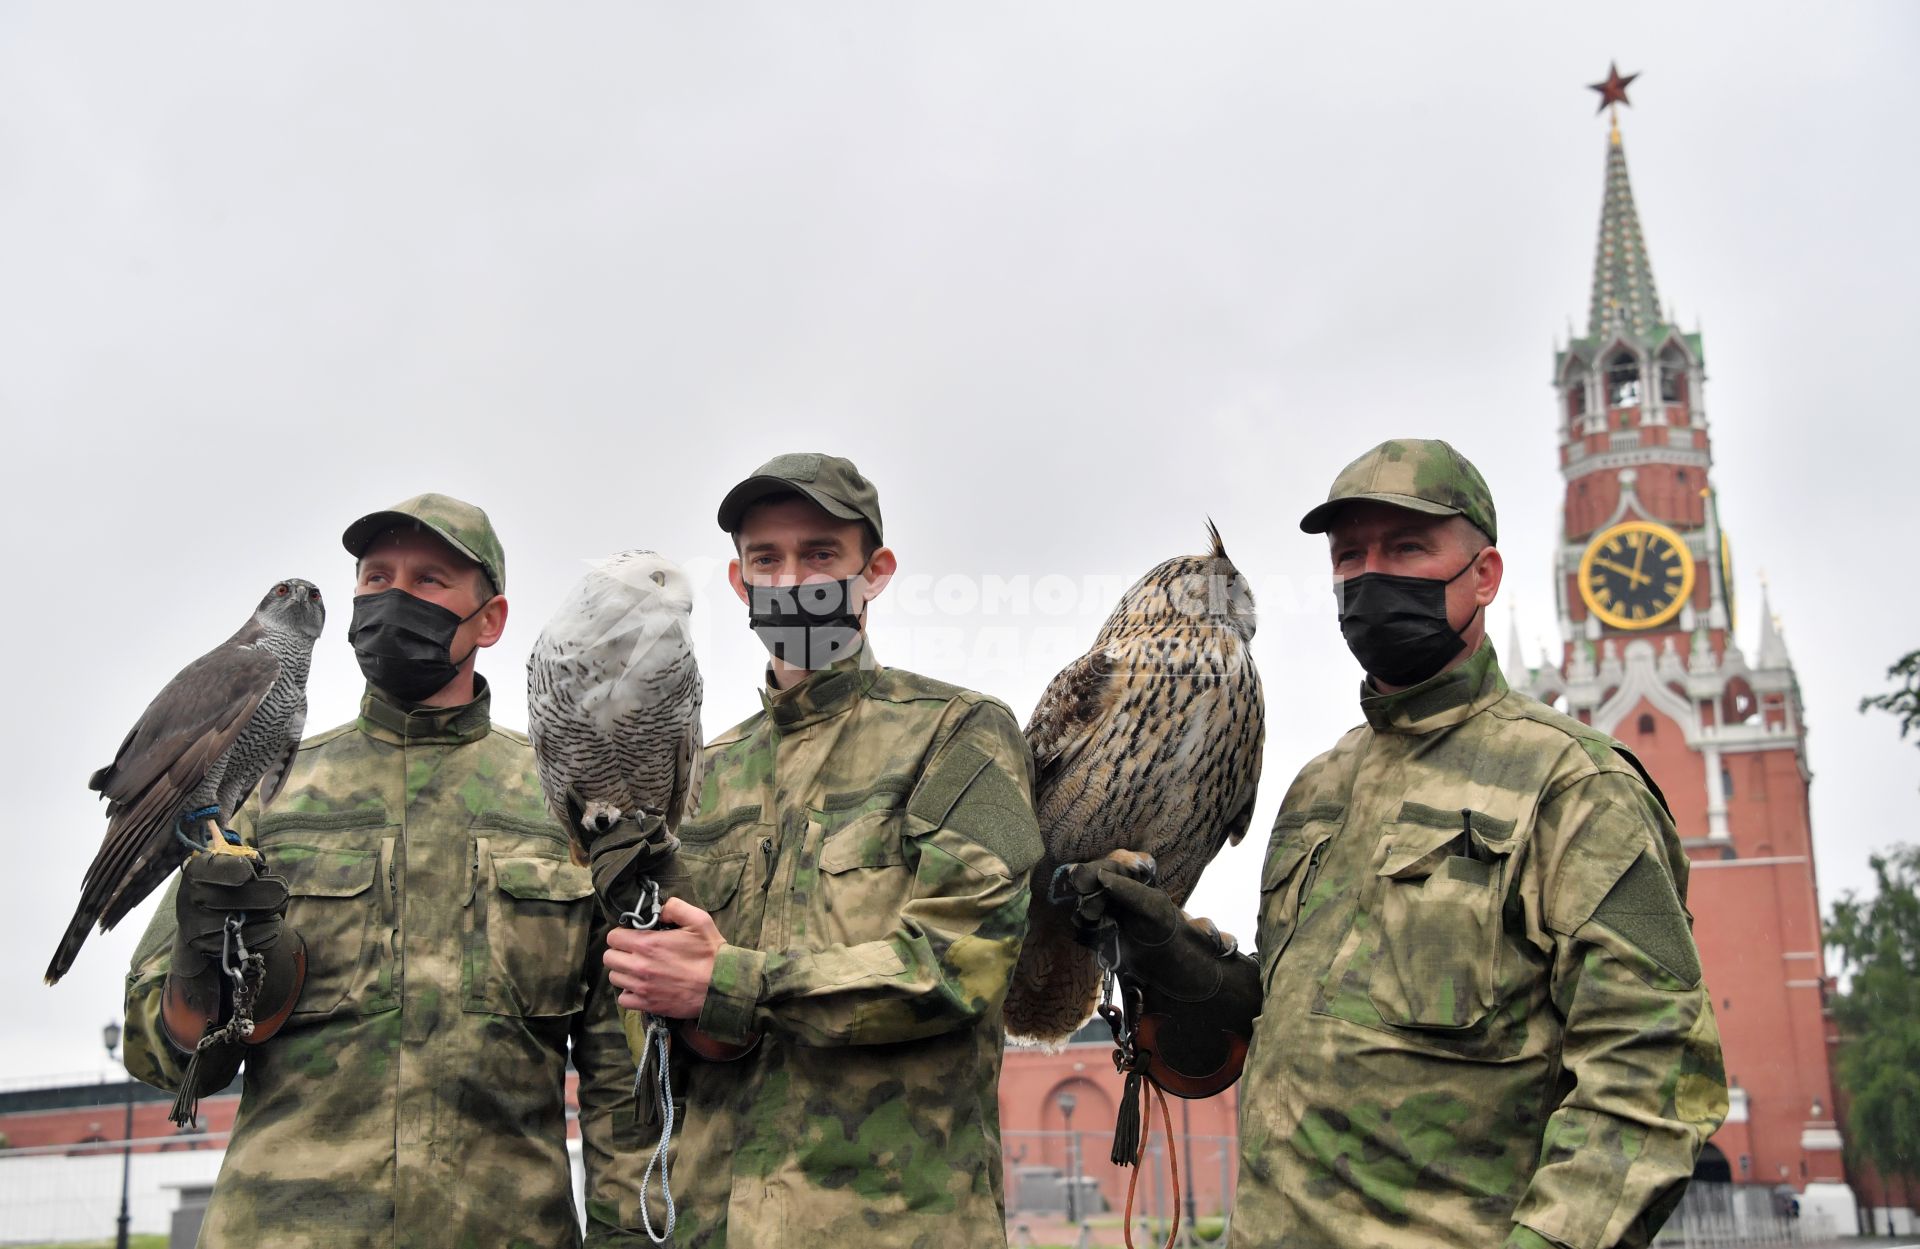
1723 678 1757 726
1608 351 1641 408
1659 344 1689 404
1637 713 1656 736
1566 366 1589 423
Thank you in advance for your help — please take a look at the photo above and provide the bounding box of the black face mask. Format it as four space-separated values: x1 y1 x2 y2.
1336 555 1481 688
746 574 865 671
349 588 491 704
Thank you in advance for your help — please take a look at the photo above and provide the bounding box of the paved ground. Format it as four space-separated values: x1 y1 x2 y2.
1004 1222 1920 1249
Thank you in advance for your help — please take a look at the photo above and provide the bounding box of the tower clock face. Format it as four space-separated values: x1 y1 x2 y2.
1578 520 1696 630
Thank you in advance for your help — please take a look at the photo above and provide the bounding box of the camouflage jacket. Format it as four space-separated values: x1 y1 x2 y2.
633 646 1044 1248
123 680 653 1249
1234 641 1726 1249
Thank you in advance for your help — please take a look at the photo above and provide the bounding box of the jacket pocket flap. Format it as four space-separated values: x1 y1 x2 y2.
280 847 379 898
676 852 748 911
1261 839 1312 892
1378 824 1470 880
494 856 595 903
820 808 908 874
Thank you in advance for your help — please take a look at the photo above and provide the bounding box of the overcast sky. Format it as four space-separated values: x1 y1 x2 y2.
2 3 1915 1085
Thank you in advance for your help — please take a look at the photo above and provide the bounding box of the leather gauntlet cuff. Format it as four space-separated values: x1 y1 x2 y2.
1061 851 1261 1097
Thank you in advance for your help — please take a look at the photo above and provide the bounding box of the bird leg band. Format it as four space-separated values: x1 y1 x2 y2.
172 807 257 858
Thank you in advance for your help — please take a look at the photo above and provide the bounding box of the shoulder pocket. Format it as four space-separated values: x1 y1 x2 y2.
1368 811 1512 1031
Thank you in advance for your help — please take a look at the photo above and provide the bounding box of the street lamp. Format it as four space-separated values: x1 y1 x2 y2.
102 1021 132 1249
1056 1090 1080 1224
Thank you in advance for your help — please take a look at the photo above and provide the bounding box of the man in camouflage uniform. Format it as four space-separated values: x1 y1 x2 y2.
601 453 1044 1248
1068 440 1726 1249
123 493 654 1248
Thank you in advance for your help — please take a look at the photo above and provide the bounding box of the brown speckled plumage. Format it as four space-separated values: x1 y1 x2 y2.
1006 524 1265 1044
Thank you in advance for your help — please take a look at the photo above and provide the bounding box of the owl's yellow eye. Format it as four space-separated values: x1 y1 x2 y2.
650 570 667 586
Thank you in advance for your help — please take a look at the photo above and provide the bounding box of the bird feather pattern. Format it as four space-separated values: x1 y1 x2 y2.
1006 524 1265 1045
527 551 704 859
47 579 324 984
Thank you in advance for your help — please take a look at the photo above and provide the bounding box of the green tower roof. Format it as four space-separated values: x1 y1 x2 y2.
1587 129 1663 342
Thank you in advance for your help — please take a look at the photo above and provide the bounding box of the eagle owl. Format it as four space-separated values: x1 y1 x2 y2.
527 551 704 856
48 579 325 984
1005 525 1264 1044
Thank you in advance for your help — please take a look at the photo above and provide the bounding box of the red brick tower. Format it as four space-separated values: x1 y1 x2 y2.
1520 81 1856 1227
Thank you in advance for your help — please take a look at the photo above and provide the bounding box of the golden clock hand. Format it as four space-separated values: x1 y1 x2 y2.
1631 539 1648 586
1592 556 1651 587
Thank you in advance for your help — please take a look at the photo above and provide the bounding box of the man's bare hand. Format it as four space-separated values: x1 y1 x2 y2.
604 898 724 1019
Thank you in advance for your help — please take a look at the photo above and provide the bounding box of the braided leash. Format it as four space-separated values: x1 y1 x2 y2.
620 878 677 1245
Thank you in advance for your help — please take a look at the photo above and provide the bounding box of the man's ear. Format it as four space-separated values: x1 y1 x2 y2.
474 595 510 649
728 558 750 607
1473 547 1503 609
862 547 897 602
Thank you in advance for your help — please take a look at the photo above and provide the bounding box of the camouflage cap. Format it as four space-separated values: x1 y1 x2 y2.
716 452 884 544
342 492 507 594
1298 438 1497 544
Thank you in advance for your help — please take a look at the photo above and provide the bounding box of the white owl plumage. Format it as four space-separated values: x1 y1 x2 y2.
527 550 705 846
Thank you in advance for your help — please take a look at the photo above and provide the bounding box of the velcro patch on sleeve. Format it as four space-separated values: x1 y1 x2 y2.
1588 851 1702 988
909 741 1042 874
908 742 993 827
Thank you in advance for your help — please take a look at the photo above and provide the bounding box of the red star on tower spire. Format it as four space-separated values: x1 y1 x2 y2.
1589 62 1638 113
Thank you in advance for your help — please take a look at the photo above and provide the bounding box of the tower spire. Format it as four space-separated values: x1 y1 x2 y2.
1756 573 1792 670
1585 65 1662 341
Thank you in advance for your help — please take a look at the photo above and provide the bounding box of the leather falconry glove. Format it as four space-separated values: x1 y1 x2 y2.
583 808 682 930
587 812 758 1064
164 852 305 1054
1060 850 1261 1098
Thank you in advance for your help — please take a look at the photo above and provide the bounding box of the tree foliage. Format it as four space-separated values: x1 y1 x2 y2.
1827 845 1920 1189
1860 650 1920 746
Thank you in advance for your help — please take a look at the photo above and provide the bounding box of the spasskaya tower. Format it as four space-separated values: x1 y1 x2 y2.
1515 65 1856 1231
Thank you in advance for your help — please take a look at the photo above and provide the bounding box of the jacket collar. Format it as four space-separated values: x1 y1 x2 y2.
359 675 494 746
1360 639 1507 735
761 642 880 730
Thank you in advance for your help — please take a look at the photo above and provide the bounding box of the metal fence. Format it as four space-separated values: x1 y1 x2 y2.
0 1132 228 1244
1651 1182 1804 1246
1003 1128 1235 1243
0 1134 593 1246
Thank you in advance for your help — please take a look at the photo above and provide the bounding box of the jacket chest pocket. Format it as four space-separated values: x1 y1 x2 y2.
464 825 596 1019
814 804 910 947
256 812 397 1021
1367 806 1517 1031
1256 803 1344 988
671 847 751 944
673 805 763 944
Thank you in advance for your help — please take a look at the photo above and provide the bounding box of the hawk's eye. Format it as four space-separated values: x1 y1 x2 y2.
650 570 667 586
275 584 289 596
